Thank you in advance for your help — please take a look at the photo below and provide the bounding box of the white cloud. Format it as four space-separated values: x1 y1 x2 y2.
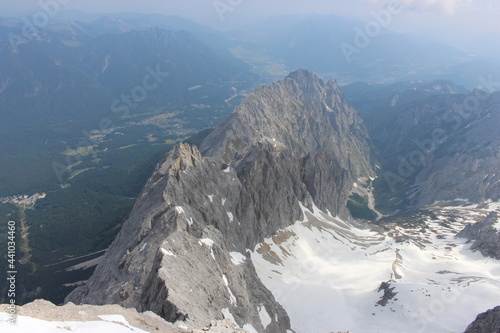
364 0 474 15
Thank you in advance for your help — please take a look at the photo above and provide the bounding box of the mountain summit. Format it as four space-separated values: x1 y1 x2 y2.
201 69 374 217
66 70 374 332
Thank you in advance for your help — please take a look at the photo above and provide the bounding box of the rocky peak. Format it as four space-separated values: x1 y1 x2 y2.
66 70 374 332
201 69 373 185
285 68 317 82
282 69 331 105
169 143 202 171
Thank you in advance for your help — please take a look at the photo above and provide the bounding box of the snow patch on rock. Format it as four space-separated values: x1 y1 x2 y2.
230 252 246 265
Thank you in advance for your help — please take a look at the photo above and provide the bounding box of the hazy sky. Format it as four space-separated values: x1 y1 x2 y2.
1 0 499 41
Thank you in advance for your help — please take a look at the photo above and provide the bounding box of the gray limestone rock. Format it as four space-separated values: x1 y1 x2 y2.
201 69 374 217
464 306 500 333
7 299 186 332
457 212 500 260
376 281 398 307
66 70 374 332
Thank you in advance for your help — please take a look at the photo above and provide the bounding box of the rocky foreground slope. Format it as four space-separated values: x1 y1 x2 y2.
65 70 374 332
0 300 248 332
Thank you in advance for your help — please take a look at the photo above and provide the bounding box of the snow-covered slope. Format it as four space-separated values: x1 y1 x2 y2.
0 313 150 333
251 201 500 333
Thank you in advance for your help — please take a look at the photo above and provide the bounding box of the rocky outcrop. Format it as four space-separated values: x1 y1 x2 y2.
1 299 253 333
457 212 500 260
464 306 500 333
2 299 185 332
457 212 497 239
376 281 398 307
66 70 374 332
470 226 500 260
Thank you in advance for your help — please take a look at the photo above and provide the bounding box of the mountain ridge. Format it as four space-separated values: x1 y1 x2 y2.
65 69 374 332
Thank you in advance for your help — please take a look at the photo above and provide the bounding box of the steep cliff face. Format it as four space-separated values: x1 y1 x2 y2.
367 88 500 211
201 69 374 217
66 70 374 332
413 91 500 206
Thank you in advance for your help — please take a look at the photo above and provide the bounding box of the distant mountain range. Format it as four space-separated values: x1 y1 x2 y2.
222 13 500 88
0 20 252 129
